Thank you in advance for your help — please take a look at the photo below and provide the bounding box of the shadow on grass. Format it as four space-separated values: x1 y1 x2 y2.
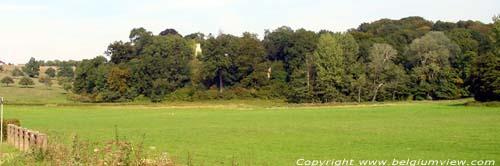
457 101 500 107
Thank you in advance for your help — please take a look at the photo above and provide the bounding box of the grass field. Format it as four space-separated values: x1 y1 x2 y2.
2 101 499 165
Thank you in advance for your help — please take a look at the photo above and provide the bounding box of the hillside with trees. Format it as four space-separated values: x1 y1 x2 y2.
59 16 500 103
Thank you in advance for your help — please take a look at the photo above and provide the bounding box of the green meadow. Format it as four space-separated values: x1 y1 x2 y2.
2 101 500 165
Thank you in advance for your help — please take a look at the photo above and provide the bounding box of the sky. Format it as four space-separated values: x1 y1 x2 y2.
1 0 499 64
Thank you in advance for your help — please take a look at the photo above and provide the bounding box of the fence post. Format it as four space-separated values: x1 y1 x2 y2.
5 125 48 152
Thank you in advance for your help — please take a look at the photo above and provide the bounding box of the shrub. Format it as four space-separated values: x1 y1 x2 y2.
63 83 73 93
2 118 21 140
11 67 24 77
166 86 195 101
39 76 53 88
19 77 35 88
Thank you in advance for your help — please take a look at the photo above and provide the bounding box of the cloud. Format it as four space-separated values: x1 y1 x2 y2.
0 4 48 13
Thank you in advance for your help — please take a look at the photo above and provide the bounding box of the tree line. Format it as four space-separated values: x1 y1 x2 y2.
64 16 500 103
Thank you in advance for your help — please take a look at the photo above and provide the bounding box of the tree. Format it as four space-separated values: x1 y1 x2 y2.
313 33 344 102
11 67 24 77
19 77 35 88
235 32 270 89
45 67 56 78
138 35 193 99
22 57 40 77
367 43 398 101
159 28 182 37
468 52 500 101
200 34 238 93
38 76 53 88
263 26 294 61
285 29 318 103
129 27 153 55
57 62 74 78
105 41 136 64
107 67 130 94
409 32 462 100
468 15 500 101
0 65 3 72
1 76 14 86
73 56 108 94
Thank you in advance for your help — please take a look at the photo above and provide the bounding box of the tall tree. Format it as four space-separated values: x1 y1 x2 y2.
235 32 270 88
468 15 500 101
200 34 238 93
73 56 108 94
409 32 462 99
139 35 193 99
285 29 318 103
469 52 500 101
367 44 397 101
263 26 294 61
313 33 344 102
23 57 40 77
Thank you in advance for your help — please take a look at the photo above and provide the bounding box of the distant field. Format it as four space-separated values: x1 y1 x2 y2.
3 101 500 165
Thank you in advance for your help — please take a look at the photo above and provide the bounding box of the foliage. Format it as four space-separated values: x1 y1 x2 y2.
22 57 41 77
469 53 500 101
313 33 344 102
367 43 400 101
105 41 136 64
45 67 56 78
1 119 20 140
11 67 24 77
409 31 462 100
57 62 75 78
1 76 14 86
66 16 499 103
39 76 53 88
19 77 35 87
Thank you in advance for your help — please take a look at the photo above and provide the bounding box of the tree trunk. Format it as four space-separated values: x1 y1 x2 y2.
219 70 223 93
392 91 396 101
358 85 361 103
372 83 384 102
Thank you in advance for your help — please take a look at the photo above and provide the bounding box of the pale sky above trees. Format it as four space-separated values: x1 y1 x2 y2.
1 0 499 64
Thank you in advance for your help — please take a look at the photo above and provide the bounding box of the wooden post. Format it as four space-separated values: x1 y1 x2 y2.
5 124 48 152
24 129 29 151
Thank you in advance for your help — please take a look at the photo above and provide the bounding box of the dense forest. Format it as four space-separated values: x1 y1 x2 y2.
21 16 500 103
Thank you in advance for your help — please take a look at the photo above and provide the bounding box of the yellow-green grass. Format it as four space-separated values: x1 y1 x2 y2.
2 101 499 165
0 79 67 104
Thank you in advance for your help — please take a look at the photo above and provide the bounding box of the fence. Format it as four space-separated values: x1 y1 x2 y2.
6 124 47 151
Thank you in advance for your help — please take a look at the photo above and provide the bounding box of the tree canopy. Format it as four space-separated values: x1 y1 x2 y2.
66 16 499 103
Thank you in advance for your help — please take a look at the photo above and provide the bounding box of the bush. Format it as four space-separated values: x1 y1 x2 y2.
11 67 24 77
19 77 35 87
166 86 196 101
39 76 53 88
2 118 21 140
